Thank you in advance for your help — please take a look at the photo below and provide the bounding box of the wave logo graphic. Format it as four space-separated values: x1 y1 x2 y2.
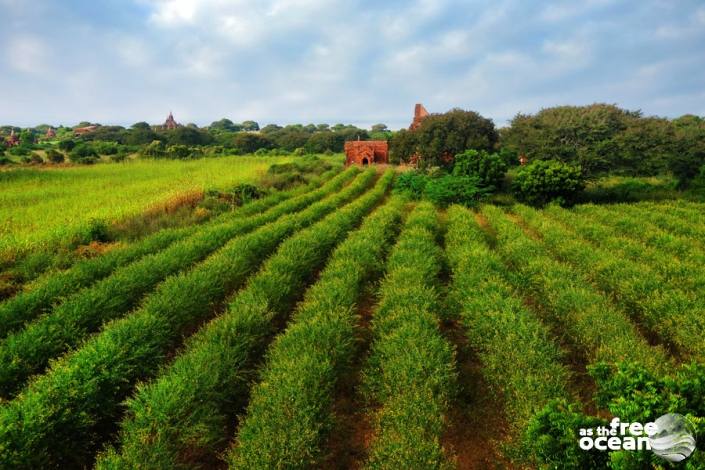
649 413 697 463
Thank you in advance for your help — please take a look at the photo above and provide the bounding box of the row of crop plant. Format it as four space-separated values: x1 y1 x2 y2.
444 205 576 466
478 204 705 468
0 167 339 337
513 204 705 362
98 170 395 469
227 196 406 469
0 169 377 468
360 202 457 469
547 204 705 288
0 167 359 399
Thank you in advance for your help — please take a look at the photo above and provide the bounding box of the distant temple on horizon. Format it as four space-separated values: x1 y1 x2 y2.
164 112 179 130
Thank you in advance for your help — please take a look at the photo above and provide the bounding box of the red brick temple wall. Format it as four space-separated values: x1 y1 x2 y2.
344 141 389 166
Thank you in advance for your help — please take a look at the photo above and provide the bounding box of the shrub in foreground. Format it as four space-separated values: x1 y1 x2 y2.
512 159 585 205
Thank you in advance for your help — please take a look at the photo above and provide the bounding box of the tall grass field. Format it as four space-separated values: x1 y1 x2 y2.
0 156 291 264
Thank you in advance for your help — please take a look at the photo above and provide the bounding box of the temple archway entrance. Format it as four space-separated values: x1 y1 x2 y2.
362 158 369 166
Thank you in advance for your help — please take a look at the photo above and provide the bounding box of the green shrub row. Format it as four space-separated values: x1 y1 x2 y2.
444 206 571 453
480 204 669 373
515 204 705 362
361 202 457 469
227 196 405 469
97 170 394 470
604 201 705 242
572 202 705 258
0 169 377 468
0 168 360 398
0 186 303 340
544 203 705 291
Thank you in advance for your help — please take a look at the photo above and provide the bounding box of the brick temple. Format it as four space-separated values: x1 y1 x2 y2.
343 103 430 166
344 140 389 166
164 112 179 130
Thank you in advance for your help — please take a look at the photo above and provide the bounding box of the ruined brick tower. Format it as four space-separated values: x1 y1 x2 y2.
410 103 429 130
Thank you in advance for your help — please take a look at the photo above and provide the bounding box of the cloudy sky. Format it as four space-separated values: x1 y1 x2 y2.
1 0 704 129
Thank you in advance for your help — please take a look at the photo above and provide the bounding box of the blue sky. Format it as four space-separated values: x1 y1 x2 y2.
1 0 703 129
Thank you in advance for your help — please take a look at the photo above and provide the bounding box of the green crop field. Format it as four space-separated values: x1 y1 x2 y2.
0 167 703 469
0 156 293 265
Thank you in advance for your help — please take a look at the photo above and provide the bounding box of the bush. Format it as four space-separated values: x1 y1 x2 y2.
0 157 11 166
29 153 44 164
393 171 429 199
512 160 585 205
452 149 507 190
92 141 119 155
69 143 98 163
165 145 191 159
424 175 489 207
110 153 127 163
140 140 166 159
229 183 263 206
293 147 306 156
58 139 76 152
46 149 64 163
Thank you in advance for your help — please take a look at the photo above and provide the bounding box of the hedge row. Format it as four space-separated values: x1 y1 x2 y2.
97 170 395 470
599 201 705 243
444 206 571 448
0 168 359 398
515 204 705 362
0 169 376 469
480 204 669 373
362 202 457 469
569 203 705 262
227 196 405 469
0 184 304 340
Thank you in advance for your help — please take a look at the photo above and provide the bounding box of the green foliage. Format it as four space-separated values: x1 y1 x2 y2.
523 400 608 469
233 133 273 153
58 139 76 151
165 126 213 146
69 143 99 163
391 108 498 167
29 152 44 164
512 160 585 205
140 140 166 158
452 149 508 189
229 183 263 206
46 149 64 163
445 206 572 462
0 170 364 468
393 171 429 198
92 171 381 470
362 203 456 469
424 175 489 207
227 176 397 469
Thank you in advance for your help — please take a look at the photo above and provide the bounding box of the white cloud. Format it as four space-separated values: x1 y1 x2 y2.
5 36 48 74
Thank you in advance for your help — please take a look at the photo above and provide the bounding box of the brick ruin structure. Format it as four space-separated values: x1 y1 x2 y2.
74 125 98 136
164 112 179 130
344 140 389 166
5 130 19 147
410 103 429 130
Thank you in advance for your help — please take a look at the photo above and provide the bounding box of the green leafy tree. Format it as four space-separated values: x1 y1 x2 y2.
166 126 212 146
452 149 507 190
241 120 260 132
69 143 99 163
423 175 490 207
512 160 585 205
233 133 273 153
393 108 497 167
